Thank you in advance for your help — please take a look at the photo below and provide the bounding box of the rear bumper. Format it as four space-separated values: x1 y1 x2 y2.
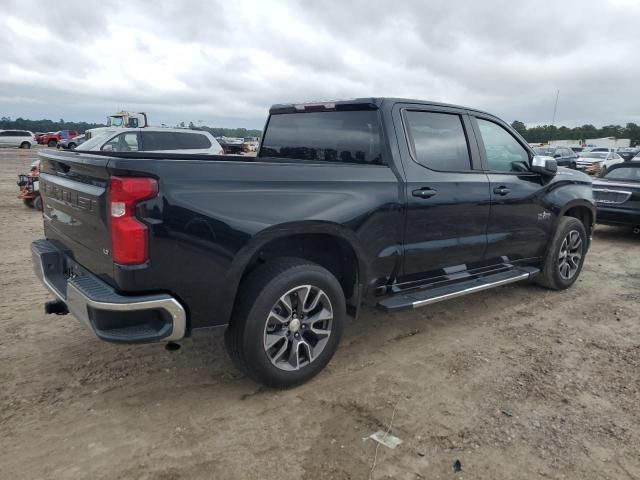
32 239 186 343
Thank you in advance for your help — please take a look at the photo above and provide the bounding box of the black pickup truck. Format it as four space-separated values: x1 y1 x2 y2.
32 98 595 388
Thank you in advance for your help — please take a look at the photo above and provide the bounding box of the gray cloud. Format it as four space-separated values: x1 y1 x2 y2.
1 0 639 128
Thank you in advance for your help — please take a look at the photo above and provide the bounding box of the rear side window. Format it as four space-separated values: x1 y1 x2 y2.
260 111 383 165
141 131 211 150
102 132 139 152
404 111 472 171
175 132 211 149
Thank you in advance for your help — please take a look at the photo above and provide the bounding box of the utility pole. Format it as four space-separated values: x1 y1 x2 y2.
549 89 560 143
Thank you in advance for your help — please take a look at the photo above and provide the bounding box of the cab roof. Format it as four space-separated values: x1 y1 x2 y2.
269 97 493 116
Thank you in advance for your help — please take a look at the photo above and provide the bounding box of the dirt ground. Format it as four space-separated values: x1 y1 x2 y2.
1 146 638 480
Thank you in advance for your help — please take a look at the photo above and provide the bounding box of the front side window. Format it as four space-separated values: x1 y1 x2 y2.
476 118 530 172
260 110 383 165
102 132 139 152
404 111 471 171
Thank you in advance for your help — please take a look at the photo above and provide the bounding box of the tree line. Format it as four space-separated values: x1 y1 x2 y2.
1 117 262 139
511 120 640 146
0 116 105 134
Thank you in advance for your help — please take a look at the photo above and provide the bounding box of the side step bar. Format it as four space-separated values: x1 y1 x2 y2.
377 266 539 312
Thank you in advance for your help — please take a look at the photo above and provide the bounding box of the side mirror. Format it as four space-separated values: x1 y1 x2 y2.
102 144 113 152
531 155 557 176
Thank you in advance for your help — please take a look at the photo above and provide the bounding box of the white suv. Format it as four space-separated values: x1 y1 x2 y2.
76 128 224 155
0 130 35 148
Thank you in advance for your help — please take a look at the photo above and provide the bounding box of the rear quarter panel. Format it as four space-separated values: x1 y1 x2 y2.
107 158 404 329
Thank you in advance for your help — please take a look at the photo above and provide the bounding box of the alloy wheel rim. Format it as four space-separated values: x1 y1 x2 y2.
558 229 583 280
263 285 333 371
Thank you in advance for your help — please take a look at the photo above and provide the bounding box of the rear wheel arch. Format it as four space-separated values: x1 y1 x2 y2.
225 229 365 327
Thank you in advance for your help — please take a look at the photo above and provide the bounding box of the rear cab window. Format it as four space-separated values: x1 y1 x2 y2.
259 110 383 165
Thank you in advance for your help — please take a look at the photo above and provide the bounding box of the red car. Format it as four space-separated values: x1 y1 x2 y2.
40 130 80 147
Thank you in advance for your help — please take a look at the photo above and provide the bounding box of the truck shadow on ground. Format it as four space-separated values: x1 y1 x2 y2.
40 279 540 406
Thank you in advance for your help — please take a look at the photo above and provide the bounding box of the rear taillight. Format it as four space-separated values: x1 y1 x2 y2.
109 176 158 265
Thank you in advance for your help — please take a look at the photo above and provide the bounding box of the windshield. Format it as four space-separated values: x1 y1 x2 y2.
108 116 124 127
76 132 115 150
580 152 607 159
534 147 554 155
604 167 640 181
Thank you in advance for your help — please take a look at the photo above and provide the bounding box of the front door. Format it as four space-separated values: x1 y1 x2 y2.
472 116 553 264
393 105 491 280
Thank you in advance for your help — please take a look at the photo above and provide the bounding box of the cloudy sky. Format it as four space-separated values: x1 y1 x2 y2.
1 0 639 128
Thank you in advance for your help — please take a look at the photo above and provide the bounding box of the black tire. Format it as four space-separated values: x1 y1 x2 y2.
536 217 587 290
570 162 576 170
225 258 346 388
68 143 76 150
47 139 57 147
23 198 34 208
20 142 31 149
33 195 43 211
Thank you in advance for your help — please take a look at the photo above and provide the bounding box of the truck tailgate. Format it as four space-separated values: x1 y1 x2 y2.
39 151 114 281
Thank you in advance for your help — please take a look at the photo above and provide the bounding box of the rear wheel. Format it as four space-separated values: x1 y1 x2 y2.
33 195 43 211
536 217 587 290
68 143 76 149
47 139 56 147
570 161 576 169
225 258 345 388
23 198 34 208
20 141 30 149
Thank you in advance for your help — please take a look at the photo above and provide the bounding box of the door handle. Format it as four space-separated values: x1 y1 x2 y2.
412 187 437 199
493 186 511 196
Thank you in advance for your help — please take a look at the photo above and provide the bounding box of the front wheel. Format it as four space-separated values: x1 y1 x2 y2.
47 139 56 147
225 258 346 388
536 217 587 290
20 142 31 149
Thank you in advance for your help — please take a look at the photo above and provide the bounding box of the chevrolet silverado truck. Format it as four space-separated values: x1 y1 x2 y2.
32 98 595 388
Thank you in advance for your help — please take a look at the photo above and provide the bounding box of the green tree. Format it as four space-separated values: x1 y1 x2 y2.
511 120 526 136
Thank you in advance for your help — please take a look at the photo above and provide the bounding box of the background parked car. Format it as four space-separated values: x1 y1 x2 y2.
533 146 578 168
576 151 624 175
616 147 640 162
0 129 35 148
592 162 640 232
57 134 86 150
76 128 224 154
39 130 79 147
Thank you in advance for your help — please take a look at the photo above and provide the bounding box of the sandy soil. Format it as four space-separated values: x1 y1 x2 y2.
1 146 638 480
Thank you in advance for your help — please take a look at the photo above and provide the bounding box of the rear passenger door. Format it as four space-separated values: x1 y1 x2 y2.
393 104 491 280
471 115 552 264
